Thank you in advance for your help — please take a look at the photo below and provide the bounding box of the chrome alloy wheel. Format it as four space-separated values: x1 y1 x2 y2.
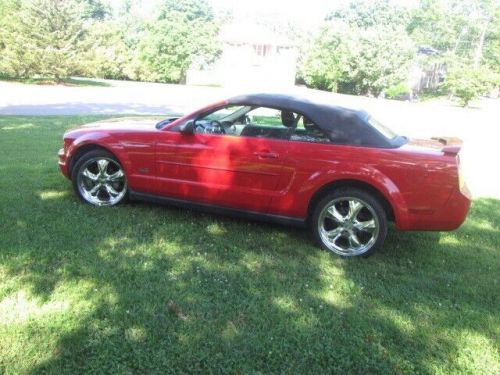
76 157 127 206
318 197 380 256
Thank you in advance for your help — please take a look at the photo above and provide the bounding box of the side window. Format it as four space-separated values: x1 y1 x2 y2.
204 106 246 122
194 105 249 135
240 107 296 140
193 105 304 141
290 116 330 143
247 107 284 127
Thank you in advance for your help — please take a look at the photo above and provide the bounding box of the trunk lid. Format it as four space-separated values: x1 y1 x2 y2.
401 137 463 156
430 136 463 155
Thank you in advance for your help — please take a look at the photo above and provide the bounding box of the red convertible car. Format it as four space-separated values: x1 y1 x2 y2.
58 93 471 257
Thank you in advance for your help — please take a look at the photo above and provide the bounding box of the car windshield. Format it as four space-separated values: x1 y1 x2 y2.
367 116 398 139
204 106 250 121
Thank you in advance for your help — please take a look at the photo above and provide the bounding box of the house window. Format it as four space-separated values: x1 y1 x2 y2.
253 44 273 57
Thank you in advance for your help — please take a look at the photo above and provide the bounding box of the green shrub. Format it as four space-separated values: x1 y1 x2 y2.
444 66 494 107
385 83 411 99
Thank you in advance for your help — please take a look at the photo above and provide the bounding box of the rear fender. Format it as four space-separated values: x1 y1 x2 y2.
307 167 411 230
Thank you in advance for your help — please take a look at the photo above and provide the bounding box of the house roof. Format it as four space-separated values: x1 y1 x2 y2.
417 46 441 56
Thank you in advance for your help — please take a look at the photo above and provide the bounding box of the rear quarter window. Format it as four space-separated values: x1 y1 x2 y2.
367 117 397 139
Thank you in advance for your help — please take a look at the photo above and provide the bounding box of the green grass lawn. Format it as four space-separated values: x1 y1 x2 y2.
0 116 499 374
0 76 111 87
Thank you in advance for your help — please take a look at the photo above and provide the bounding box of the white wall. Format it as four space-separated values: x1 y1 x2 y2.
187 43 298 88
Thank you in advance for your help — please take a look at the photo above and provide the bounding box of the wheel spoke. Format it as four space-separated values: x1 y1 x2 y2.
326 227 344 247
88 184 101 196
97 159 109 175
82 169 98 181
353 219 376 232
348 233 362 249
326 205 345 223
107 169 124 181
104 184 120 197
326 227 342 239
347 200 363 221
331 233 342 245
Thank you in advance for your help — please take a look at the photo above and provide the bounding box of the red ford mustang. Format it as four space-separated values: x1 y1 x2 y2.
58 93 471 257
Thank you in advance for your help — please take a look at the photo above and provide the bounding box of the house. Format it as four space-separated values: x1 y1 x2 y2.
186 23 298 88
409 46 446 93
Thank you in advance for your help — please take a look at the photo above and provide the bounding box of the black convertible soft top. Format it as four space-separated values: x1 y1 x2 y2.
174 92 405 148
228 93 366 123
228 93 404 148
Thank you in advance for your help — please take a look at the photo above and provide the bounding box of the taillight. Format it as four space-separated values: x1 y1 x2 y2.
457 154 470 197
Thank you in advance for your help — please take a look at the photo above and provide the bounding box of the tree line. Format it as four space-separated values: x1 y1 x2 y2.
0 0 220 83
0 0 498 106
298 0 499 105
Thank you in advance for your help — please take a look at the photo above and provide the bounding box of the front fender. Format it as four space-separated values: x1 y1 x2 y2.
66 132 132 177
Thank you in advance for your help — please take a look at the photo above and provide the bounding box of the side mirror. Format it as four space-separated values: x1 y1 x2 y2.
180 120 195 135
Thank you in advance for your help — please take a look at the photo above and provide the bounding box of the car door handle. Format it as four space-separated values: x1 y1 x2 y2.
254 151 279 159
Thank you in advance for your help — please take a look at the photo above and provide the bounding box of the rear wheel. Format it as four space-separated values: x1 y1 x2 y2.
311 188 387 257
71 150 128 206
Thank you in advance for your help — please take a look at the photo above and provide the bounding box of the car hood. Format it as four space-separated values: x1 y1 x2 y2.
80 117 165 131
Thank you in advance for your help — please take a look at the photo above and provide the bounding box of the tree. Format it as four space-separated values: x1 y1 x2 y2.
78 0 111 20
407 0 499 99
1 0 86 81
299 0 499 98
139 0 221 83
0 0 20 74
299 1 415 96
408 0 500 67
444 65 494 106
298 28 346 91
482 4 500 71
407 0 461 53
326 0 410 29
341 26 415 96
157 0 214 22
79 21 135 80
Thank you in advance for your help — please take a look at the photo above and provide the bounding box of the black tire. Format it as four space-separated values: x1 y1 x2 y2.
311 188 387 257
71 149 128 207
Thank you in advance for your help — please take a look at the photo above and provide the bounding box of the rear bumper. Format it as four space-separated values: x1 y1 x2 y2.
58 148 71 179
398 187 471 231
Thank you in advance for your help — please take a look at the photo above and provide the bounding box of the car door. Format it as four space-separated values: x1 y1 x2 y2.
267 115 334 217
154 106 290 213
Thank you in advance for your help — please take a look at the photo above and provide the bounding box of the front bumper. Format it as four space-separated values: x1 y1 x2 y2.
58 148 71 179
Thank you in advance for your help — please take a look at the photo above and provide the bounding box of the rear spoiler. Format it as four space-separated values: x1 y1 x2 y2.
431 137 463 156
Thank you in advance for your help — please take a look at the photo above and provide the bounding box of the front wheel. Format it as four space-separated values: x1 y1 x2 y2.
311 188 387 257
71 150 128 206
